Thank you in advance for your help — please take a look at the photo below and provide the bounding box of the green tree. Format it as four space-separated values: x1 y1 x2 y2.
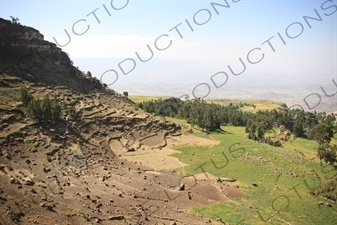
309 123 333 145
317 144 337 165
68 105 78 121
257 125 265 140
20 87 33 107
123 91 128 97
26 95 61 123
248 124 257 140
280 103 288 109
324 113 336 127
27 98 42 123
50 95 61 122
202 107 219 132
293 121 304 138
41 95 52 121
309 123 336 165
10 16 19 24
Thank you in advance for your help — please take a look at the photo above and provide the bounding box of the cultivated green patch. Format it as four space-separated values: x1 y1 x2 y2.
169 124 337 225
129 95 171 103
208 99 283 112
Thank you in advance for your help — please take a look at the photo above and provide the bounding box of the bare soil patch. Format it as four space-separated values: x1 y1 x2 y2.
168 134 221 147
109 133 221 172
0 79 242 225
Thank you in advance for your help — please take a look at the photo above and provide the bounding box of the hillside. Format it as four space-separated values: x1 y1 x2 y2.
1 18 337 225
0 19 242 225
132 94 337 224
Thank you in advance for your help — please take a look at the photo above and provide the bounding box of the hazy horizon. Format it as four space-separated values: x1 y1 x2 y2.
1 0 336 111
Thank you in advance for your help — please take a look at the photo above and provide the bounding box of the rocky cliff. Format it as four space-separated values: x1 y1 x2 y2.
0 18 102 93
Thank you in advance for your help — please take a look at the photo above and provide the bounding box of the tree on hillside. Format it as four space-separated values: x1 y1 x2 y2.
25 95 61 124
123 91 128 97
50 95 61 122
293 121 304 138
41 95 52 121
248 123 257 140
280 103 288 111
245 119 252 133
309 123 336 165
202 107 219 132
68 105 78 121
87 71 92 77
324 113 336 127
257 125 265 140
305 112 319 129
317 144 337 165
309 123 333 145
10 16 19 24
27 98 43 123
20 87 33 107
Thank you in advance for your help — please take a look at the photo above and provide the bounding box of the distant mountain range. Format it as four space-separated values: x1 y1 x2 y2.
73 57 337 113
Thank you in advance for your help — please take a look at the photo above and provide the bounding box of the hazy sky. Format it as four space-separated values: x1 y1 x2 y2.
1 0 336 109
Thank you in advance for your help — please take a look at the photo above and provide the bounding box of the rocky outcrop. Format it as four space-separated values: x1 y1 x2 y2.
0 18 103 93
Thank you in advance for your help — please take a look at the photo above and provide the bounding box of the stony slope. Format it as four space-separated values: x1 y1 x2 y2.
0 19 243 225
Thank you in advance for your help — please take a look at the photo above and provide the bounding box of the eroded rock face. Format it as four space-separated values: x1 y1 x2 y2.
0 18 68 65
0 18 104 93
0 18 43 40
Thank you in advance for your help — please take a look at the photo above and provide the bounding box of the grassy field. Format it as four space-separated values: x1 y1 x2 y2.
208 99 283 112
130 96 283 113
166 122 337 225
129 95 172 103
133 95 336 224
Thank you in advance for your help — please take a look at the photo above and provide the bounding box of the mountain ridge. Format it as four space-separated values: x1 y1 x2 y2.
0 18 238 225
